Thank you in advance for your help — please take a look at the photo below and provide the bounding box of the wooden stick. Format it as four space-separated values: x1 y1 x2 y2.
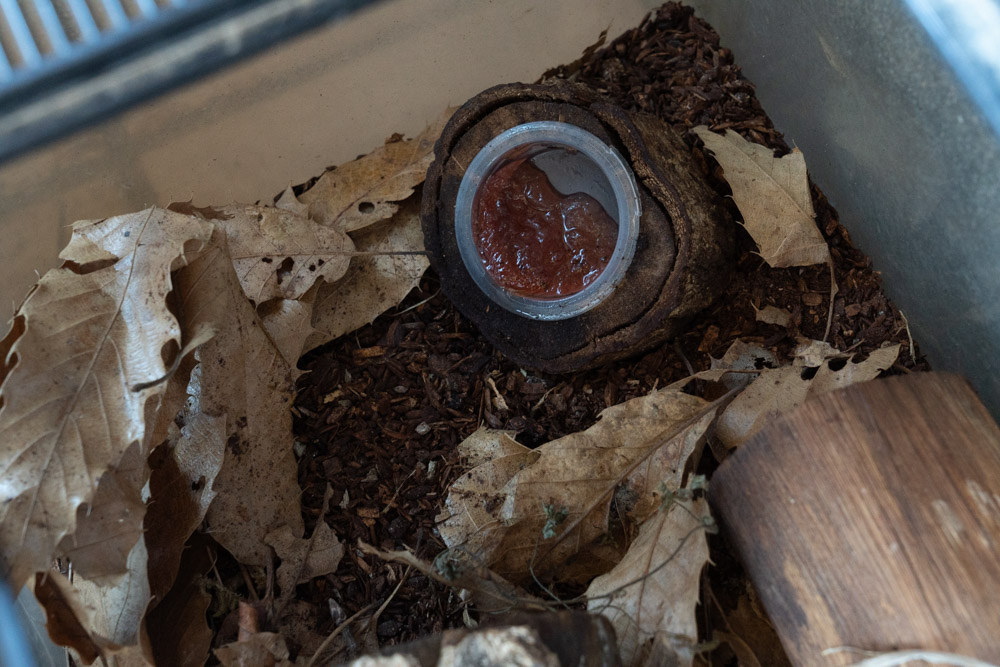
710 372 1000 665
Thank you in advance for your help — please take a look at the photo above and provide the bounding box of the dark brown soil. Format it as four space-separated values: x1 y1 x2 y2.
282 2 928 663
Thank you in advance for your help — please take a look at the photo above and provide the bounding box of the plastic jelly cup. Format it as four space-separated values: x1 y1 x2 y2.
454 121 641 321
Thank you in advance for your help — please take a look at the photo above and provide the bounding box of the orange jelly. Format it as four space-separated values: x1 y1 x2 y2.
473 157 618 298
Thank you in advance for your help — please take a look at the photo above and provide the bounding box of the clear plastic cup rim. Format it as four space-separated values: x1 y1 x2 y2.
454 121 641 321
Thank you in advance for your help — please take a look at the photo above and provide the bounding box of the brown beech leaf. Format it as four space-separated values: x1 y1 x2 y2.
586 498 710 667
437 389 717 584
0 208 213 588
716 342 901 448
298 108 454 233
173 229 304 566
307 199 429 349
693 127 830 268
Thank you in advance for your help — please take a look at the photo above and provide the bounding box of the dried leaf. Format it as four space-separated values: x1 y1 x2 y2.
586 498 711 667
792 337 842 367
0 208 213 587
145 538 215 667
708 340 778 391
307 200 428 349
275 600 329 659
173 229 304 566
258 285 321 372
31 571 111 665
457 429 526 467
168 202 355 304
144 405 225 602
58 441 147 583
718 594 790 667
71 539 151 649
716 343 901 448
265 488 344 606
438 389 716 583
215 632 294 667
754 305 793 329
298 108 453 233
693 127 829 267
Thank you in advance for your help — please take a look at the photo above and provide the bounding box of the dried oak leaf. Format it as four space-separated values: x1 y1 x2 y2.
298 108 454 233
307 198 429 349
693 127 830 268
586 497 711 667
715 342 901 448
173 228 304 566
0 208 213 588
437 389 716 584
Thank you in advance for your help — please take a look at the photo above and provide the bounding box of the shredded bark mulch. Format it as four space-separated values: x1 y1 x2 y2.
226 3 927 662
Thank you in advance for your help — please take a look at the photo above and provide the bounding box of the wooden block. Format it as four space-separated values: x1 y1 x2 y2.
709 372 1000 665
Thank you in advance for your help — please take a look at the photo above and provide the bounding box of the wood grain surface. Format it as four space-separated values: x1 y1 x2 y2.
710 372 1000 665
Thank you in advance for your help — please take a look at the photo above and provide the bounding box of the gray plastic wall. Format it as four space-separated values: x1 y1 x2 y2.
687 0 1000 416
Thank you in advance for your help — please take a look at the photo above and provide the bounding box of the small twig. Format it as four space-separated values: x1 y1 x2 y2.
527 533 572 610
899 309 915 362
531 382 562 413
674 340 696 376
239 563 260 602
274 485 335 620
360 566 412 650
395 289 440 316
208 547 224 587
823 256 838 343
382 469 417 514
485 376 509 412
305 603 376 667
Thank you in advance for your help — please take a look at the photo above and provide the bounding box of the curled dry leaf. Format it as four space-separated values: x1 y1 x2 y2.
307 198 429 349
693 127 830 268
716 342 901 448
586 497 711 667
298 108 454 233
437 389 717 583
0 208 213 588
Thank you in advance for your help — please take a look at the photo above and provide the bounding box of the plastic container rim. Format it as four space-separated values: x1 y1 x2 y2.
454 121 641 321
